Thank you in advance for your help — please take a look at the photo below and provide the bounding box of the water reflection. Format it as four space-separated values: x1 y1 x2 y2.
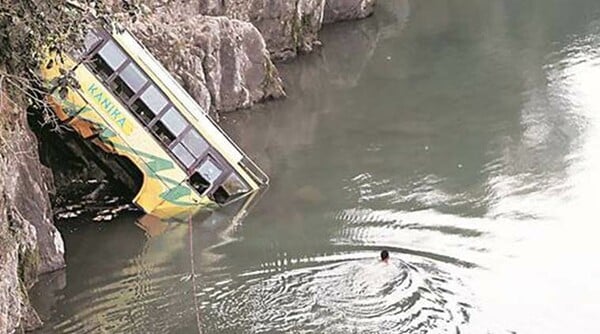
31 192 264 333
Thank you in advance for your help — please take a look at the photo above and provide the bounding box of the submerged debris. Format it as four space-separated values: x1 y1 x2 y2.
56 211 81 219
54 177 136 222
92 214 113 222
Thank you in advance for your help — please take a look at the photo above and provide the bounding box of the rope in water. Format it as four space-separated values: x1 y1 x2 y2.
188 213 203 334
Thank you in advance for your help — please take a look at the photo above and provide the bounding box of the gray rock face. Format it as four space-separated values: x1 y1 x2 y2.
128 13 285 114
0 90 64 333
323 0 376 24
195 0 376 60
208 0 327 61
133 0 326 61
118 0 376 61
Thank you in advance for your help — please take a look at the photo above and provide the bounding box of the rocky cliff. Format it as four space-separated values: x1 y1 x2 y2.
128 13 285 115
121 0 376 61
0 90 65 333
195 0 377 60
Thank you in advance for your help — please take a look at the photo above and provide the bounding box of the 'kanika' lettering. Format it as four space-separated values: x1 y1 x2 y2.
88 83 127 128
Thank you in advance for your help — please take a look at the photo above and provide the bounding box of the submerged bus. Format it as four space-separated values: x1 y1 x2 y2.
40 26 268 218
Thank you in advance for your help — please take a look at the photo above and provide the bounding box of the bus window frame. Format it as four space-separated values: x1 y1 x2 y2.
213 172 251 205
188 150 233 195
79 29 239 196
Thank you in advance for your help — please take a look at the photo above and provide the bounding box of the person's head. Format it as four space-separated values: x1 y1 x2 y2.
380 250 389 262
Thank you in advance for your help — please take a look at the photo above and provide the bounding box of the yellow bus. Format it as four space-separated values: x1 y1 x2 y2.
40 26 268 219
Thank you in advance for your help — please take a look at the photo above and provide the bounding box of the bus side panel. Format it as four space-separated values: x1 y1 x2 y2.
40 54 205 216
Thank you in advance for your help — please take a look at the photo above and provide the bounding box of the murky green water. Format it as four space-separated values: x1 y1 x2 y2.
32 0 600 333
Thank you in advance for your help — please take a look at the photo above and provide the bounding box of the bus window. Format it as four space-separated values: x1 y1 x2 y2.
152 107 187 145
181 129 208 158
190 173 210 195
213 173 250 204
172 143 195 168
91 40 126 79
111 62 147 101
131 85 167 124
198 157 222 183
189 157 223 195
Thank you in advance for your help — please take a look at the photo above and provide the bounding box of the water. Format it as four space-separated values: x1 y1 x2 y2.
32 0 600 333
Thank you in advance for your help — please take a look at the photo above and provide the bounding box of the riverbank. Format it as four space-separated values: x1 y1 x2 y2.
0 1 377 332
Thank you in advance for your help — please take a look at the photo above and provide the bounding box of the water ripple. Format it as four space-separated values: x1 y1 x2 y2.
51 269 188 334
196 253 471 334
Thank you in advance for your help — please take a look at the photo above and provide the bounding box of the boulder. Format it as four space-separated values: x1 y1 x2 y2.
128 13 285 114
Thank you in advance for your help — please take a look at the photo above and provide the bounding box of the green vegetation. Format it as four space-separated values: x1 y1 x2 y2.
0 0 110 99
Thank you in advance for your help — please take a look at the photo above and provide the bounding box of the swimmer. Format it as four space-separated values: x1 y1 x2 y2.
380 250 390 264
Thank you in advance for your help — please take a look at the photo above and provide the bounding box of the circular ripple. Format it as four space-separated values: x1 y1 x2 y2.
197 254 471 334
